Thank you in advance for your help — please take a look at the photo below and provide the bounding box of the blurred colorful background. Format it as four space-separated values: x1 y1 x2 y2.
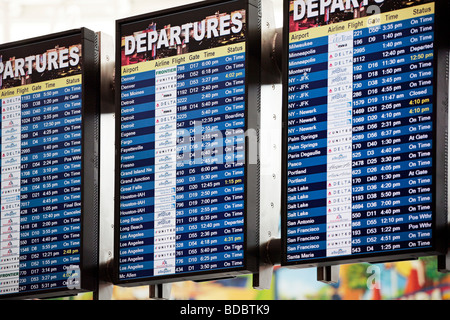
66 256 450 300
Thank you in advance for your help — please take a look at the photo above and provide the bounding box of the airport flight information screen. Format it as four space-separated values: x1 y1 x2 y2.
116 0 257 284
283 0 443 265
0 33 87 297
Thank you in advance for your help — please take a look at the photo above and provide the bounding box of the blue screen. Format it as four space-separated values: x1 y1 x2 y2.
117 3 250 281
285 1 436 263
0 37 84 296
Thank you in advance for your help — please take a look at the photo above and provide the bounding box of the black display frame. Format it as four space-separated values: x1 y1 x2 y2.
281 0 450 268
114 0 261 286
0 28 100 300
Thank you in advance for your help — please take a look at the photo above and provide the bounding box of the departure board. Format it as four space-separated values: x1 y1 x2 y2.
0 29 99 299
115 0 261 285
282 0 448 267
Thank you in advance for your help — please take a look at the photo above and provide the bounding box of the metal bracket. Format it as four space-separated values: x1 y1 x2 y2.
93 31 116 300
265 238 281 266
149 284 172 300
438 255 450 273
262 238 341 285
317 266 340 284
253 0 283 290
437 57 450 273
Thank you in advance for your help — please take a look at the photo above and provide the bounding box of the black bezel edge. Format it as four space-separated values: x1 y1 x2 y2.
113 0 262 286
0 28 100 300
281 0 450 268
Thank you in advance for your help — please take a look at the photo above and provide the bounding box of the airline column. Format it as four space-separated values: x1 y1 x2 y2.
0 95 21 295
